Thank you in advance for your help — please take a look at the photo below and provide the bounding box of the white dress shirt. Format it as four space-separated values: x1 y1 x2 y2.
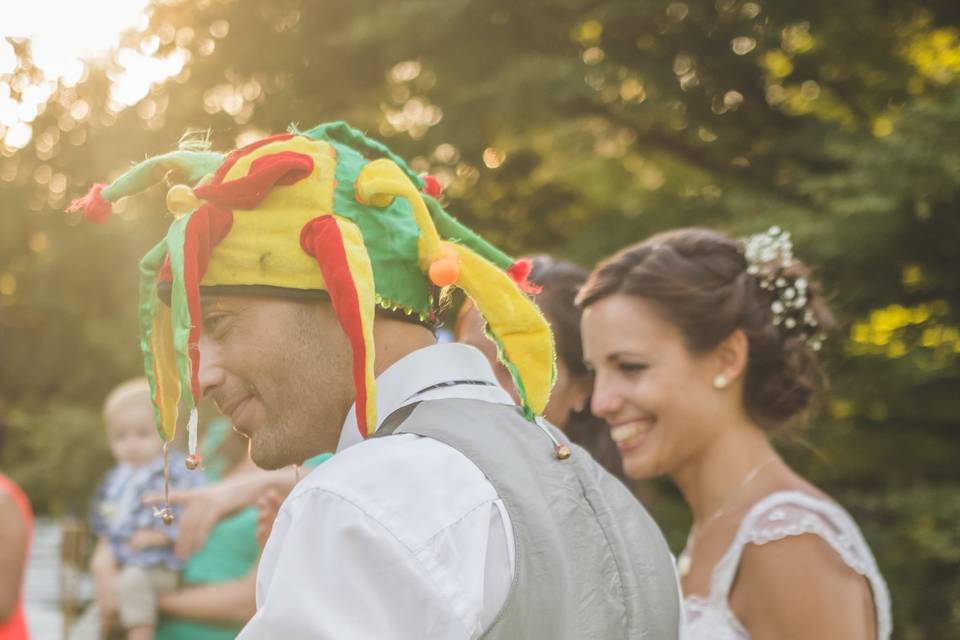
238 343 518 640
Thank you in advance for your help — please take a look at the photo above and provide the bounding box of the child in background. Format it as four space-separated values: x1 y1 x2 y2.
153 419 334 640
73 378 204 640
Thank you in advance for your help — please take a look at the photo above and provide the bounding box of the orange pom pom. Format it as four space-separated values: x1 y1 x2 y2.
429 255 460 287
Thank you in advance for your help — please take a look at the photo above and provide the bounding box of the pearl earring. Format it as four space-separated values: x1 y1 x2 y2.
713 374 728 390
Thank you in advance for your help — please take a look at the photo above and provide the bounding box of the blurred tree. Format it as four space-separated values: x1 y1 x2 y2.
1 0 958 634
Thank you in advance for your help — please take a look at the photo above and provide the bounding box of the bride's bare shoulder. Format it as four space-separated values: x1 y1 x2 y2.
730 522 877 638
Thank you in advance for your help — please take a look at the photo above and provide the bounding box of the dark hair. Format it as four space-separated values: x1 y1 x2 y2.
576 228 834 430
528 256 625 478
529 256 590 380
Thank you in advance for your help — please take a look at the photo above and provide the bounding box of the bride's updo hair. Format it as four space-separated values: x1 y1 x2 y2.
576 227 834 430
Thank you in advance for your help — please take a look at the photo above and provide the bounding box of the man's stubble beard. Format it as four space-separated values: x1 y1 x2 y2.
250 302 354 469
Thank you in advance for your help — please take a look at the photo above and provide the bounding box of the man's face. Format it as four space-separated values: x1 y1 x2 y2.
197 293 355 469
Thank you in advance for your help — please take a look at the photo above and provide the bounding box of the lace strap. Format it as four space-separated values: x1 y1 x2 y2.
709 491 892 639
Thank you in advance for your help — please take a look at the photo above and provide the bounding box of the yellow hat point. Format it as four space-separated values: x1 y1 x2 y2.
354 187 395 208
371 193 395 207
166 184 202 218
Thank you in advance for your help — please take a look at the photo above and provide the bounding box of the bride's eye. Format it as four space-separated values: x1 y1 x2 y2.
618 362 648 374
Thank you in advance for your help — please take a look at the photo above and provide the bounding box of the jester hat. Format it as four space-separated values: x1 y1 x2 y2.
68 122 556 461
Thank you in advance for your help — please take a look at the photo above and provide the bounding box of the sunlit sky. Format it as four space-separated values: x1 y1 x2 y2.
0 0 186 150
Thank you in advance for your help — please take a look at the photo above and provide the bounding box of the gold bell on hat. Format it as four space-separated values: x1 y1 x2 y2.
166 184 202 218
159 507 175 526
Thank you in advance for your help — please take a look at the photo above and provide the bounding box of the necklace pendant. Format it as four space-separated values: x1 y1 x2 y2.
677 551 692 578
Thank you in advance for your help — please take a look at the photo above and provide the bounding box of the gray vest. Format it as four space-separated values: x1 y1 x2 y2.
378 398 681 639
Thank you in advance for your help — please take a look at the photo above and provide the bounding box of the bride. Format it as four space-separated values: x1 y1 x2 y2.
577 227 891 639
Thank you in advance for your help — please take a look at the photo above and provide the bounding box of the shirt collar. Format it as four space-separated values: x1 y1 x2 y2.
336 343 514 452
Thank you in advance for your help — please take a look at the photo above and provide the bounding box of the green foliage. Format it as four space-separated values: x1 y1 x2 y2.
1 0 958 635
2 403 112 516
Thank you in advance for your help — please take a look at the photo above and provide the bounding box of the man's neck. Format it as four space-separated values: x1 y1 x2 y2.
372 318 438 377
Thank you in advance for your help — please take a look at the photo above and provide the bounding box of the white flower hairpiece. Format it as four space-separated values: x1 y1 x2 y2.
742 226 826 351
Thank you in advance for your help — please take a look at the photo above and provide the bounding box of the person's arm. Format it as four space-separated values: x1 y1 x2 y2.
237 488 469 639
89 536 119 628
128 528 174 551
157 569 257 625
731 533 878 639
144 466 299 559
255 490 284 548
0 494 28 622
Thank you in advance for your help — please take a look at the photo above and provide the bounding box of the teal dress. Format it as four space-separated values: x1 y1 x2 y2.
157 419 332 639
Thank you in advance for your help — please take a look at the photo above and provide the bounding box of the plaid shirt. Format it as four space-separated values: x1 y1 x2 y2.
90 449 205 570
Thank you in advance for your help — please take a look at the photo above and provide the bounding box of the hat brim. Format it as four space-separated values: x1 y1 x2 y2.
156 282 434 328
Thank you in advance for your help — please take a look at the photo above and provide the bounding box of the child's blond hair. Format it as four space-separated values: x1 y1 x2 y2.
102 377 153 424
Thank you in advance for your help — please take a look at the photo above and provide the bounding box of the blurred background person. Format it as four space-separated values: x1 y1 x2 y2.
0 418 33 640
455 255 623 477
153 418 332 639
578 228 891 639
71 379 204 640
152 418 259 639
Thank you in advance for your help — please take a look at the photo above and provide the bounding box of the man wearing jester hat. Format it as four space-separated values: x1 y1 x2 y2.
70 122 681 638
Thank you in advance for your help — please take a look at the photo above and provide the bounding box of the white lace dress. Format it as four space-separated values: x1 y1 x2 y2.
681 491 892 639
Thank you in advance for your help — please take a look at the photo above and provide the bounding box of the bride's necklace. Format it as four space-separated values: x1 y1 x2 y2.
677 455 778 578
